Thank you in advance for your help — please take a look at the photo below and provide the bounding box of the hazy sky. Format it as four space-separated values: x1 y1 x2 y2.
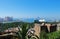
0 0 60 18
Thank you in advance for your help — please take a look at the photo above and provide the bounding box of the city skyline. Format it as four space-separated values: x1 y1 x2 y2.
0 0 60 19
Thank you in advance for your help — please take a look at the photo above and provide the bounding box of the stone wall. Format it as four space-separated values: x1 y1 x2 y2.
57 23 60 31
34 23 40 37
34 23 57 38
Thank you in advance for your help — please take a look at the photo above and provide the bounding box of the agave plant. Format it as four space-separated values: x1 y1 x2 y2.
16 23 30 39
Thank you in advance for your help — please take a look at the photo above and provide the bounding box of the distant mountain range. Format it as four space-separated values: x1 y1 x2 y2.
0 17 60 23
19 17 60 22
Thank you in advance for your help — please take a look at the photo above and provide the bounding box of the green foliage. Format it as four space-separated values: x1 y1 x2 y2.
47 31 60 39
0 22 33 29
0 22 34 39
16 23 31 39
40 31 60 39
40 31 48 39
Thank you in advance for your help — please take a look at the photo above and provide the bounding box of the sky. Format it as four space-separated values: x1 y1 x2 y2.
0 0 60 19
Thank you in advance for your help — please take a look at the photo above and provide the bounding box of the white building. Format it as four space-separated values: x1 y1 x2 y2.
39 19 45 22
